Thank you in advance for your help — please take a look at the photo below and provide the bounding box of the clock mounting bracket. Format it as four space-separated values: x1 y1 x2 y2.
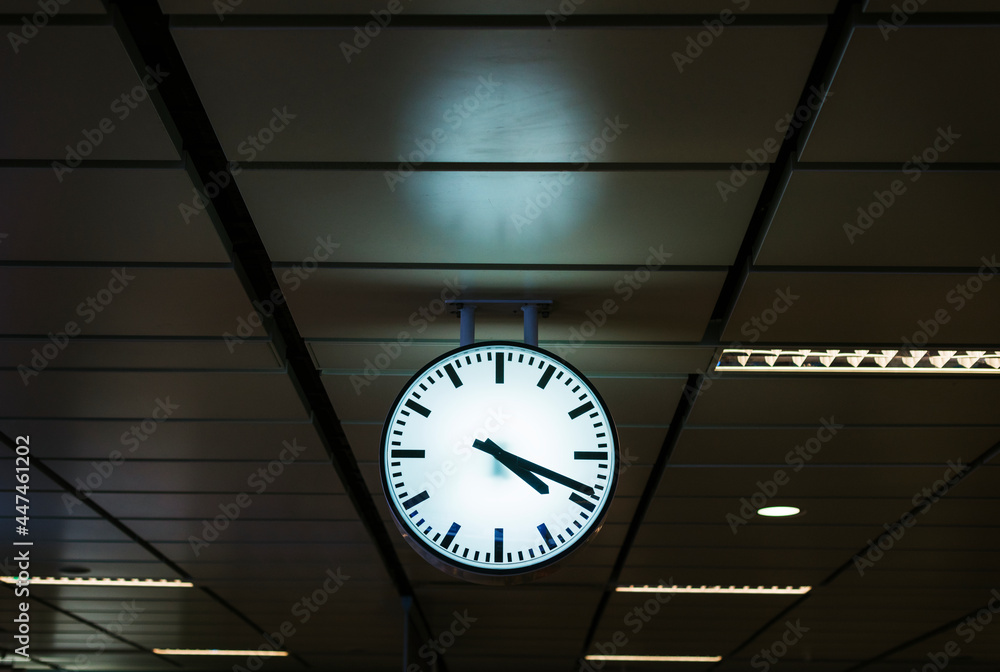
445 299 553 346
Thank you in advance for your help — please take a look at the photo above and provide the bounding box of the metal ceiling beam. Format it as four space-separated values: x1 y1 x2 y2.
101 0 446 667
573 2 863 665
702 0 861 344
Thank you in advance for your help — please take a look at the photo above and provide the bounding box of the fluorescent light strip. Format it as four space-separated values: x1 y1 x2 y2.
586 655 722 662
716 348 1000 373
0 577 193 587
617 584 811 595
154 649 287 657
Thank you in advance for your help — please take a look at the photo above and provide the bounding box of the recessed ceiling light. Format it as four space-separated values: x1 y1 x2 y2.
757 506 801 517
586 655 722 662
715 348 1000 373
616 584 811 595
153 649 288 657
0 577 193 587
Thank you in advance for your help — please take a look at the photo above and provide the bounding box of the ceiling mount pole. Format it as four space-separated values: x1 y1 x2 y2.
459 305 476 346
522 304 539 346
401 596 413 672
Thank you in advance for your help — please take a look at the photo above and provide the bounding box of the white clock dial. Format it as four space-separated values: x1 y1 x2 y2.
379 341 619 583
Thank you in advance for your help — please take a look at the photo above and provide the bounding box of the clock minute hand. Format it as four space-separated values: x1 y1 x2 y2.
472 440 549 495
481 439 595 497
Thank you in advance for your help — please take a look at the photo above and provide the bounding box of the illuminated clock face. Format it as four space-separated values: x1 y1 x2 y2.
379 341 619 584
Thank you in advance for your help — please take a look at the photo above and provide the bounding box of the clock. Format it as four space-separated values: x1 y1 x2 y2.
379 341 619 584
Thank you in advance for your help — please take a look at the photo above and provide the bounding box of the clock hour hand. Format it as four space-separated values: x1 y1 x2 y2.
472 439 550 495
478 439 595 497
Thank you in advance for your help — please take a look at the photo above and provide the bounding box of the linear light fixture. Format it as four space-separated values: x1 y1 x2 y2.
616 584 811 595
586 655 722 662
153 649 288 657
0 577 193 587
715 348 1000 373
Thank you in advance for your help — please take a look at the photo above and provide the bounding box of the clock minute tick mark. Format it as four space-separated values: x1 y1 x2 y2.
405 399 432 417
494 528 503 563
537 364 556 389
537 523 557 550
441 522 461 549
569 492 596 512
444 363 463 388
402 490 430 509
391 449 425 458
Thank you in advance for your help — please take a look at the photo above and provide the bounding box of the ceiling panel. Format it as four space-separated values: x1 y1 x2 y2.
686 377 1000 426
0 167 230 262
864 0 997 8
672 426 1000 465
0 26 178 160
757 170 1000 267
653 465 997 497
0 370 308 418
0 267 268 336
722 271 1000 344
43 459 338 493
0 0 105 11
160 0 839 14
640 496 1000 526
92 492 355 519
285 268 726 341
171 26 824 162
800 27 1000 162
243 169 761 266
0 338 278 369
0 419 323 459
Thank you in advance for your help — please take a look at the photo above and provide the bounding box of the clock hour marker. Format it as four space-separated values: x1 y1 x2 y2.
441 522 460 549
391 449 425 458
574 451 608 460
494 528 503 563
495 355 504 384
405 400 432 417
568 401 595 419
537 523 557 550
537 365 556 389
402 491 430 509
569 492 596 512
444 363 463 388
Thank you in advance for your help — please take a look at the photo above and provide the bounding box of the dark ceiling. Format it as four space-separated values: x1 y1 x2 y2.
2 0 1000 671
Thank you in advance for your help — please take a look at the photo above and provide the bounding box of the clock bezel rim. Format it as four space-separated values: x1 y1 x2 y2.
378 340 620 585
